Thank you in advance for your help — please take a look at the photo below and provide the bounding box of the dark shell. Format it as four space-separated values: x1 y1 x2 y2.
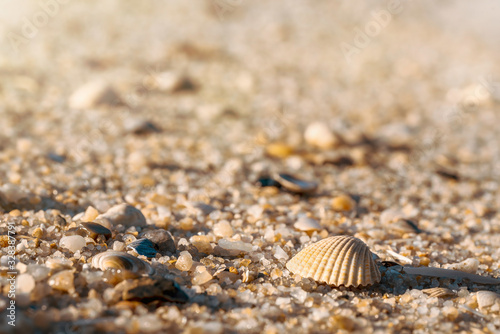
140 229 176 254
126 238 159 258
80 222 112 240
256 176 282 188
126 120 161 135
273 173 318 194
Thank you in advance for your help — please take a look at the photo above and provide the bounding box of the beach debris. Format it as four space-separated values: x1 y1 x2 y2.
401 266 500 285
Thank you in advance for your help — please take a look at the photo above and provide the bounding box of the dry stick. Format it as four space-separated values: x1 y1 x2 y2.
402 266 500 285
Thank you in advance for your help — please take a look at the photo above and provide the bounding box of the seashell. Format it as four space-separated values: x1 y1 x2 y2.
256 176 281 188
422 287 455 298
476 291 500 312
79 222 112 240
273 173 318 194
91 251 154 275
294 216 321 232
140 229 176 254
401 266 500 284
126 238 158 258
443 258 479 274
286 235 381 287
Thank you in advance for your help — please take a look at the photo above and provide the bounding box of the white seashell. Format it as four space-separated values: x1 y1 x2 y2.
443 258 479 274
286 235 381 287
402 266 500 285
91 251 154 275
476 291 500 312
422 287 455 298
294 216 321 232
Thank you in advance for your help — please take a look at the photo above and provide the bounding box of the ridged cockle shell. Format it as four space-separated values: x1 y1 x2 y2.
286 235 381 287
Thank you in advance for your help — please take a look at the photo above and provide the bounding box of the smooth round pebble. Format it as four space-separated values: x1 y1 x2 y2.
59 235 86 253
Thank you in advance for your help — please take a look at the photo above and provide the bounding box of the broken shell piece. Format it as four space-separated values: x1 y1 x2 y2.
91 251 154 275
126 238 158 258
385 249 413 265
422 287 455 298
273 173 318 194
443 258 479 274
294 216 321 232
476 291 500 313
402 266 500 285
286 235 381 287
140 229 176 254
79 222 112 240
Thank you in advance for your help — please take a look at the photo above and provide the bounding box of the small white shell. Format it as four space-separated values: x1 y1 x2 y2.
286 235 381 287
91 251 154 275
294 217 321 232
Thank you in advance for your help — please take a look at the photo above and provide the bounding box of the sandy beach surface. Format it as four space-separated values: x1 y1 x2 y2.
1 1 500 333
